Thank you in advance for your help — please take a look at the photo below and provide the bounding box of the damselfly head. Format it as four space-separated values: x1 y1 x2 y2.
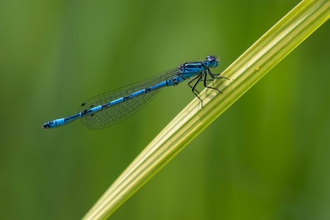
205 55 219 68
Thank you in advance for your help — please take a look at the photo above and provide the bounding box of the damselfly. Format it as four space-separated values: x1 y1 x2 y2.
42 55 228 130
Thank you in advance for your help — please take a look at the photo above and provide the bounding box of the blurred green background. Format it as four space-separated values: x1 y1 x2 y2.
1 0 329 219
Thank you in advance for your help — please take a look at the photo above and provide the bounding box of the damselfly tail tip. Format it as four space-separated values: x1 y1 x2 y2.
42 122 50 130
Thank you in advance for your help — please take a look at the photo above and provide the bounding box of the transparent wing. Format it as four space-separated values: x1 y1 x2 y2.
79 68 178 129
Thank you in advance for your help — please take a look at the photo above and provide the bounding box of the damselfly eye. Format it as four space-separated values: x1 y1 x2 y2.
206 55 216 62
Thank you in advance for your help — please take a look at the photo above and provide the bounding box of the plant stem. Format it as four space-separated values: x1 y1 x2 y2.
83 1 330 219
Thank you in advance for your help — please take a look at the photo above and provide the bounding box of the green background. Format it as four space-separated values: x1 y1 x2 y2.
1 0 329 219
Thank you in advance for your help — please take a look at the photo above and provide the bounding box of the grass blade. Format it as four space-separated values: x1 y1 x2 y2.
83 1 330 219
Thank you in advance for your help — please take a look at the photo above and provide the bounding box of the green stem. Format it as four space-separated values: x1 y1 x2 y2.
83 1 330 219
